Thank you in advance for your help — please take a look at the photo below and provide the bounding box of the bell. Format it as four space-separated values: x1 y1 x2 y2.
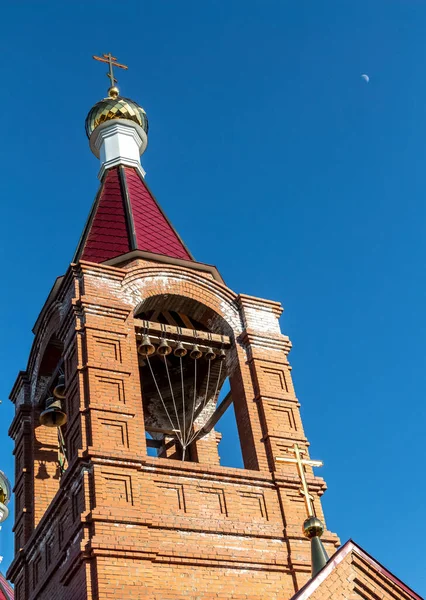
53 374 66 400
0 502 9 524
174 341 187 357
40 396 67 428
217 348 226 361
205 347 216 361
157 339 172 356
138 334 155 356
190 344 202 360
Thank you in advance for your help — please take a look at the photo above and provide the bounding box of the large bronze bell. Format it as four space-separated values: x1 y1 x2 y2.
157 339 172 356
174 341 187 357
40 396 67 428
190 344 202 360
138 334 155 356
53 374 66 400
205 347 216 361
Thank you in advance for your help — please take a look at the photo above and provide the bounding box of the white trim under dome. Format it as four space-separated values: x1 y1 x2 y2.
89 119 148 180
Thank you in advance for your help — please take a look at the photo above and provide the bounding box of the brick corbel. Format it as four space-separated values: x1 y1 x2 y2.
8 403 32 439
9 372 31 406
238 329 292 354
236 293 284 318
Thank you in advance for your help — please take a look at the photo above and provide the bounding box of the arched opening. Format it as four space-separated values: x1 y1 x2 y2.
33 336 68 525
135 294 243 466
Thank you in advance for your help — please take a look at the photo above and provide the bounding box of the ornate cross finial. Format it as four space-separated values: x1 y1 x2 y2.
276 443 323 517
93 53 128 97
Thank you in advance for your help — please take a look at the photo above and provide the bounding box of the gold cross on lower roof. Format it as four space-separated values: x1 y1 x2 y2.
276 443 323 518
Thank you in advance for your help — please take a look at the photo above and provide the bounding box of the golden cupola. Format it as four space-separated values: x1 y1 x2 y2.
86 54 149 179
85 86 149 138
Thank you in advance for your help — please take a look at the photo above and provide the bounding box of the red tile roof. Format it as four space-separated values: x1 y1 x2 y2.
0 573 13 600
75 166 192 264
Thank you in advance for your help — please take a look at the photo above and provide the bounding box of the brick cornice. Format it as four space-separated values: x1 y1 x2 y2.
9 371 30 405
72 259 126 281
239 329 292 352
72 295 131 321
236 293 284 317
85 451 276 486
104 249 224 283
140 456 275 484
8 403 32 438
84 542 291 572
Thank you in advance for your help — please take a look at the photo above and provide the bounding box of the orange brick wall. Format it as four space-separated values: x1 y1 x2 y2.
7 257 339 599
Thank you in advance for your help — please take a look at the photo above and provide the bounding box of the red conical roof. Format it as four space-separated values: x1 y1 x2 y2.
74 166 192 264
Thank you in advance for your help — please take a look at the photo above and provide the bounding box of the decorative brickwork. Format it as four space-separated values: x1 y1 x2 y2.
7 252 342 599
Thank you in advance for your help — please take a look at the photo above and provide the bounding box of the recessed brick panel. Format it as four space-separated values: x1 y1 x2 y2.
98 418 130 449
92 333 124 365
93 373 127 404
101 472 134 506
155 481 186 513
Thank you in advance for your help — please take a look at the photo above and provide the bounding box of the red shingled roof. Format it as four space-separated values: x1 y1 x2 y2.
0 573 13 600
75 166 192 264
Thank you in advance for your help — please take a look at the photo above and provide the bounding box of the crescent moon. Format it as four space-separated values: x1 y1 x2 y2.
361 74 370 83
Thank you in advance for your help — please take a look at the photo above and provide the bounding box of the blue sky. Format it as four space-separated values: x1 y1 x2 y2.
0 0 425 594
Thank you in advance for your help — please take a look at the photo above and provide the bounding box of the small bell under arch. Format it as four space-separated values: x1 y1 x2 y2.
190 344 202 360
205 347 216 361
138 334 155 356
40 396 67 428
217 348 226 361
53 374 66 400
157 339 172 356
174 341 187 357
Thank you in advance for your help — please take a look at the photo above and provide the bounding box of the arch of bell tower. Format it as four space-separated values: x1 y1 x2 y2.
121 262 243 334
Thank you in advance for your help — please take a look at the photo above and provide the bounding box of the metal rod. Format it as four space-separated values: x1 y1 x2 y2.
191 391 233 443
189 360 224 431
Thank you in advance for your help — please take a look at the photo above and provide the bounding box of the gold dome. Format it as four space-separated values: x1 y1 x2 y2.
85 93 149 138
303 516 324 539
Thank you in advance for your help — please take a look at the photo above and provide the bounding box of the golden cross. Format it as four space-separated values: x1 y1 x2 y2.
276 443 323 517
93 53 128 88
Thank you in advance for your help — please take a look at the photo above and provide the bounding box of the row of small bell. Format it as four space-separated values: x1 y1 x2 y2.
39 374 67 428
138 335 226 361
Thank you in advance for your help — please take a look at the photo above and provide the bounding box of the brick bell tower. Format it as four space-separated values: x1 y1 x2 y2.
7 55 340 600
